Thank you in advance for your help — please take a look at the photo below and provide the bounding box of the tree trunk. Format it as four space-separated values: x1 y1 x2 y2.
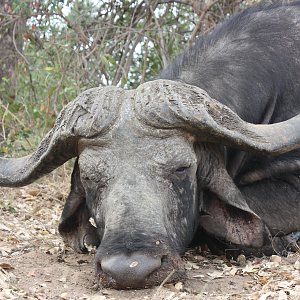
0 0 26 97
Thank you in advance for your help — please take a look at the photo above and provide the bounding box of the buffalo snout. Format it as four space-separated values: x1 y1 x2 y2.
97 254 162 289
96 252 186 289
95 236 187 289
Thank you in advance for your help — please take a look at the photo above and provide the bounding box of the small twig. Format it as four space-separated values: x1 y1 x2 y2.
31 216 51 233
13 22 37 71
43 82 52 136
53 73 65 116
122 33 144 85
112 32 133 86
158 0 189 3
0 120 32 147
145 0 168 69
141 32 149 84
54 12 90 44
1 103 9 139
28 72 38 105
0 122 18 132
84 19 103 61
198 278 212 299
84 44 98 60
0 14 21 27
155 269 175 297
0 100 27 129
188 0 219 47
20 91 33 126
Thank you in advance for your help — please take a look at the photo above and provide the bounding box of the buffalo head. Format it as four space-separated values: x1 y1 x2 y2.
1 80 300 288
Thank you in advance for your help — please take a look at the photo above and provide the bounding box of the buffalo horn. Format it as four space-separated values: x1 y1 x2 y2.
0 86 123 187
135 79 300 155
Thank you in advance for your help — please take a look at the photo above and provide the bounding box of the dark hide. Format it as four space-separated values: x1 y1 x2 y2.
58 159 100 253
156 1 300 255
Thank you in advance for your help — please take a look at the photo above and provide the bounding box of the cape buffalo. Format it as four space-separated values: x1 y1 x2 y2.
2 1 300 289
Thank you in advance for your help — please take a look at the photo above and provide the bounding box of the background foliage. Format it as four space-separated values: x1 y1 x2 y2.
0 0 260 156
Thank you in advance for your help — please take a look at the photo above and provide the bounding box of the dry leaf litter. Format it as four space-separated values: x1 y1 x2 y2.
0 169 300 299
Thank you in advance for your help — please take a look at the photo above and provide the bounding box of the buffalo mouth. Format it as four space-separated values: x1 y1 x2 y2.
96 253 186 289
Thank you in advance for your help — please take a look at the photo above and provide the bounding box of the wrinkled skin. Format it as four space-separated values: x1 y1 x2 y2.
60 98 200 288
58 96 266 288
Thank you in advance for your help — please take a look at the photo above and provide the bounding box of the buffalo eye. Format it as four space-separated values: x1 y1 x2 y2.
172 166 190 180
80 173 91 181
175 167 189 173
81 175 97 183
81 173 109 189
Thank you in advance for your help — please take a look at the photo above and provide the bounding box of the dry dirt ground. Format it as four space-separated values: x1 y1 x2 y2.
1 172 300 300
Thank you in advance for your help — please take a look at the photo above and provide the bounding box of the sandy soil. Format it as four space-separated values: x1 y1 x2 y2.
1 175 300 300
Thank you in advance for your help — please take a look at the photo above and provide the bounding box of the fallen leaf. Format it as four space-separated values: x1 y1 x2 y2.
78 296 91 300
278 290 287 300
37 286 46 293
258 270 269 277
270 255 281 263
192 265 200 270
27 188 40 196
243 261 261 274
237 254 246 266
0 263 12 269
276 281 292 289
0 269 9 289
213 259 224 264
91 296 106 300
293 278 300 285
195 255 205 261
59 292 69 299
166 291 175 300
184 261 200 270
24 196 38 201
294 260 300 270
258 291 272 300
175 281 183 291
0 224 11 231
265 262 279 269
164 283 177 291
207 272 223 278
28 270 35 276
101 290 111 295
243 265 255 273
193 274 205 278
229 267 238 276
248 291 260 299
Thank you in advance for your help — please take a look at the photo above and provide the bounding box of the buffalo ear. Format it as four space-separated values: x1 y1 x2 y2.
58 159 100 253
198 145 264 248
200 191 263 247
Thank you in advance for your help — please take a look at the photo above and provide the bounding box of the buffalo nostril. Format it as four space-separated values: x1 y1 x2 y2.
100 254 161 288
